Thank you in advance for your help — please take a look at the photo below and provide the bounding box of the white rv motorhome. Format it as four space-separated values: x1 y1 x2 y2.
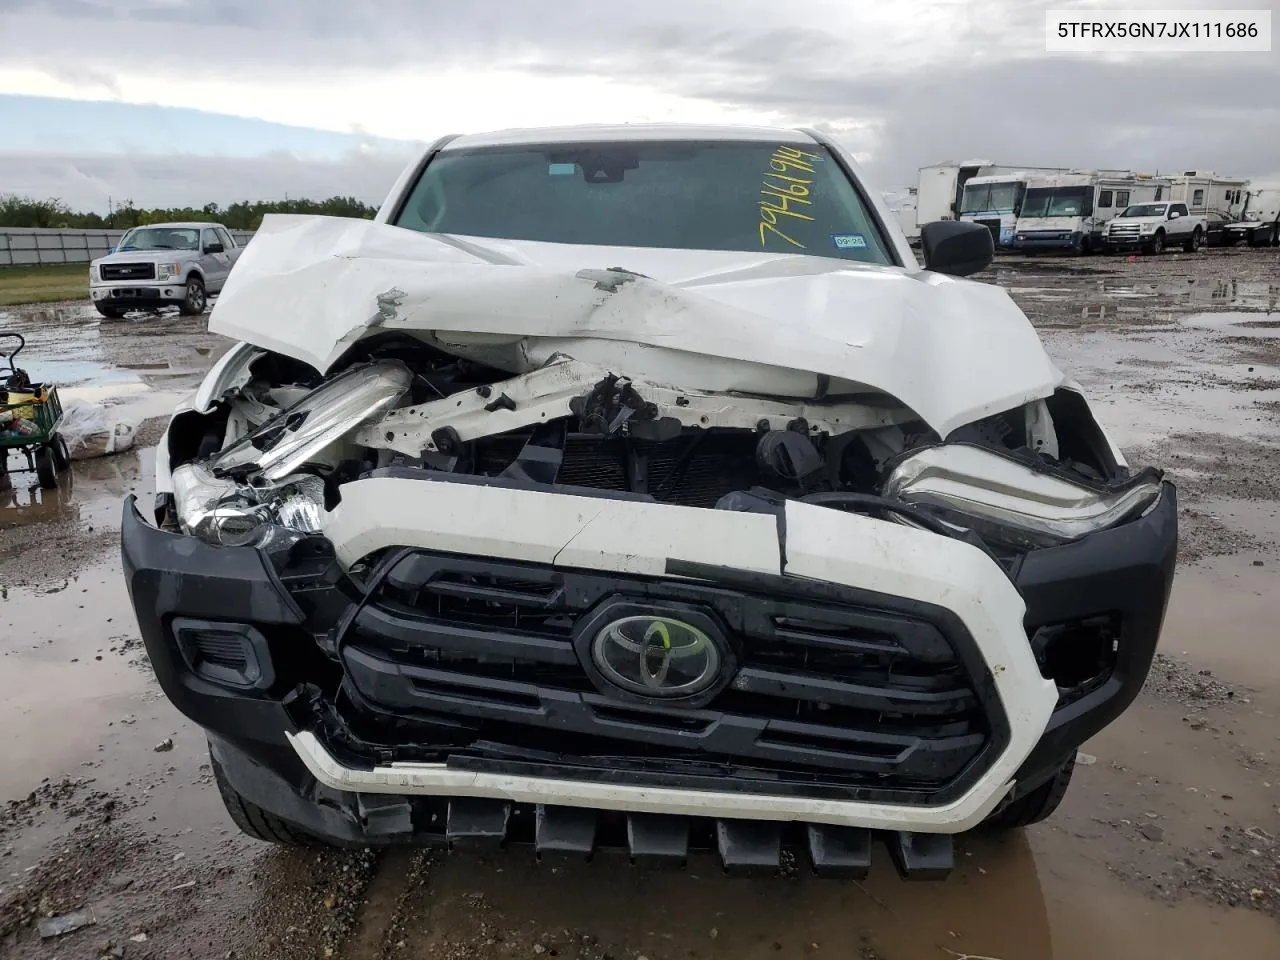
1166 172 1250 244
915 161 1021 229
1013 172 1170 253
957 170 1073 249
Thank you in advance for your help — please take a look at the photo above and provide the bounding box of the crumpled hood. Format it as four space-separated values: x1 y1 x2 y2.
208 214 1066 438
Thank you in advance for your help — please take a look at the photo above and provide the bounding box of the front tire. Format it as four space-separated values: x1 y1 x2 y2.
178 276 207 316
1182 228 1203 253
212 755 317 847
984 755 1076 829
1144 230 1165 255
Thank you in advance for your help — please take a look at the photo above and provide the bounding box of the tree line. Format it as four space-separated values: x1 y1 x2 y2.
0 195 379 231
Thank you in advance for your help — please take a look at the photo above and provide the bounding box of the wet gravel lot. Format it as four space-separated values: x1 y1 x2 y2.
2 247 1279 959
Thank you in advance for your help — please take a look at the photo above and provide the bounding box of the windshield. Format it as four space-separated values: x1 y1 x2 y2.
1120 204 1167 218
392 140 894 265
960 181 1023 214
118 227 200 252
1020 187 1090 219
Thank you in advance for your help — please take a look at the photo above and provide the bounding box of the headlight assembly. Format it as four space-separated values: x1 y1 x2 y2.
211 360 412 481
172 359 412 549
172 463 327 548
884 443 1163 549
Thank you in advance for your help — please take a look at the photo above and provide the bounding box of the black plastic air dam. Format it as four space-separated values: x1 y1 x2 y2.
210 732 954 879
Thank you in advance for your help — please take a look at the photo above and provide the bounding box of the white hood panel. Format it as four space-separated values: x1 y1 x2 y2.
208 215 1065 438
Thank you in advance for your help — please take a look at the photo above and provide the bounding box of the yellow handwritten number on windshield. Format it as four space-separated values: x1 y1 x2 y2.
759 145 823 250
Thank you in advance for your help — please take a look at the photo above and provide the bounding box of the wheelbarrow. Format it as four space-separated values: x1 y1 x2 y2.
1 332 71 490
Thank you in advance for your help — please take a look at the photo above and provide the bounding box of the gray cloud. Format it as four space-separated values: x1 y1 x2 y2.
0 150 410 211
2 0 1277 197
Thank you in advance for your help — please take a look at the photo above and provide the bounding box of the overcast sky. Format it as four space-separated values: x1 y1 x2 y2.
1 0 1277 211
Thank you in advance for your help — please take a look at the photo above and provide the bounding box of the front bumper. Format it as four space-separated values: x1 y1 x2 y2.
1013 230 1083 250
1102 232 1156 249
121 474 1176 859
1222 223 1274 244
91 282 187 306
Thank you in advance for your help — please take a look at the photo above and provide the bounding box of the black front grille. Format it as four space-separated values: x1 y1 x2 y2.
472 432 765 509
101 262 156 281
327 552 1005 806
976 219 1002 242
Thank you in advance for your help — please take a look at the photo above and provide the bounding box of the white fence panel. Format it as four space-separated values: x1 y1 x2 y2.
0 228 256 266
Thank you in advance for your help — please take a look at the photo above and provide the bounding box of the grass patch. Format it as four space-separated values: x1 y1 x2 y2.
0 263 89 307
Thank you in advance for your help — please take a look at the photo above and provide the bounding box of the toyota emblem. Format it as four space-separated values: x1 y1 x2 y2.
590 615 722 699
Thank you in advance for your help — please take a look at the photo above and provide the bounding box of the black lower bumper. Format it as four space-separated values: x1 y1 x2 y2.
120 481 1177 846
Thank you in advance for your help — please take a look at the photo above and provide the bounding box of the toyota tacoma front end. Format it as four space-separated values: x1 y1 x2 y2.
121 126 1176 879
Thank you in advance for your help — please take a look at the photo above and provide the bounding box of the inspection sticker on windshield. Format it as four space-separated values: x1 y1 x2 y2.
548 162 576 175
832 233 867 250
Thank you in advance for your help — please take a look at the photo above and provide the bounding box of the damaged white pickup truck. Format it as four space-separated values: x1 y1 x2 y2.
122 125 1176 879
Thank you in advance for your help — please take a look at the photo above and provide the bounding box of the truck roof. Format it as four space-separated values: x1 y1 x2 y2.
123 221 227 230
440 123 821 149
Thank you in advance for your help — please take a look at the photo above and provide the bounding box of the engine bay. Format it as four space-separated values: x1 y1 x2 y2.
159 334 1166 563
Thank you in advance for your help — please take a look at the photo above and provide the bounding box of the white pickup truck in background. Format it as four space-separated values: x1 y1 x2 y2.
1101 202 1205 254
89 222 244 318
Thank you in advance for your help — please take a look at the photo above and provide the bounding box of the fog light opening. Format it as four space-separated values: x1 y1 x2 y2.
1032 616 1120 698
172 618 276 691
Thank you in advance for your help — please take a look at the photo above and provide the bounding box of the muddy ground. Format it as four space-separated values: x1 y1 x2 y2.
2 248 1279 960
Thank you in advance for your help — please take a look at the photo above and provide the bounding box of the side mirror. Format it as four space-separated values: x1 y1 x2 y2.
920 220 994 277
1168 211 1181 219
204 242 224 254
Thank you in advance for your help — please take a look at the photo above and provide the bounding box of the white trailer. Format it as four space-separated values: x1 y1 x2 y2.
1013 172 1170 253
1165 172 1250 244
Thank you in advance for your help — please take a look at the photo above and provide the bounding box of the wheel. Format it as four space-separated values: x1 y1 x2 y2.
95 301 127 319
1272 223 1280 247
984 755 1076 829
1144 230 1165 255
51 433 70 472
35 445 58 490
212 754 317 847
1182 228 1203 253
178 276 207 316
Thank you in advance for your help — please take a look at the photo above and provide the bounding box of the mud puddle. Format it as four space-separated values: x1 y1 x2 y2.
1 301 230 408
316 831 1277 960
1181 312 1280 337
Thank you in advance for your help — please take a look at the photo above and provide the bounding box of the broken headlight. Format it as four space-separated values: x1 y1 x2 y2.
211 360 412 482
884 443 1162 549
172 463 326 548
